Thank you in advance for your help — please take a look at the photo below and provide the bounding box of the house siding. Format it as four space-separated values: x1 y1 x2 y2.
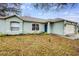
0 19 6 34
0 15 78 36
51 21 64 35
5 17 23 35
23 22 45 34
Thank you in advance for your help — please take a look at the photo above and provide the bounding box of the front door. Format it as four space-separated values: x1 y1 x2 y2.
44 24 47 32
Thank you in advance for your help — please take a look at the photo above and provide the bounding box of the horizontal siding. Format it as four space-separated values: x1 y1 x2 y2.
51 22 64 35
6 17 23 34
23 22 45 34
0 19 6 34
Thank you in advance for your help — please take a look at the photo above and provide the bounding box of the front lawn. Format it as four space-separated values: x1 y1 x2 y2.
0 34 79 56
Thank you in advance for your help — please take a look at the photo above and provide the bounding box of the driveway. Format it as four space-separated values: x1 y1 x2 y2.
66 34 79 40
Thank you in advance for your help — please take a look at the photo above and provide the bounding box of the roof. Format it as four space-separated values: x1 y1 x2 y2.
0 15 47 23
20 16 47 23
48 18 64 22
48 18 77 23
0 15 21 19
0 15 78 24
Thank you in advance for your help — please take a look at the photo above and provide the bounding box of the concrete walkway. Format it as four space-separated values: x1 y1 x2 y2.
65 34 79 40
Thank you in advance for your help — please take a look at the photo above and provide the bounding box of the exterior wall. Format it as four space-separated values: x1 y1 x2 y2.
51 21 64 35
0 19 6 34
0 16 78 35
76 25 79 34
5 17 23 35
23 22 45 34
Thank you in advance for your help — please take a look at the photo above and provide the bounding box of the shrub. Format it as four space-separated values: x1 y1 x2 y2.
0 32 5 37
43 32 48 35
26 32 49 35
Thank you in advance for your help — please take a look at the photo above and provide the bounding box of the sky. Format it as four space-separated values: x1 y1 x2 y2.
21 3 79 22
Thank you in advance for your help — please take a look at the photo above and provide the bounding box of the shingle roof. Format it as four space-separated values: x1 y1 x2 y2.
20 16 47 23
0 15 78 23
48 18 64 22
48 18 77 23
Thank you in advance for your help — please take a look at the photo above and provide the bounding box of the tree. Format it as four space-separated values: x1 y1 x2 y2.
0 3 7 16
32 3 76 11
0 3 22 16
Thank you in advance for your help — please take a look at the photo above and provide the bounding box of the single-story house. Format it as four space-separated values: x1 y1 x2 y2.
0 15 78 35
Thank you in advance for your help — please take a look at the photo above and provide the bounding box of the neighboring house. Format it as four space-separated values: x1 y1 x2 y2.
0 15 78 35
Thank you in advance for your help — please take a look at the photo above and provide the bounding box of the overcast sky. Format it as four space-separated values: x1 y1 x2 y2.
21 3 79 22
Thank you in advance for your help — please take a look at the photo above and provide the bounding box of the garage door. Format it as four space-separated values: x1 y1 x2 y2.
64 24 75 34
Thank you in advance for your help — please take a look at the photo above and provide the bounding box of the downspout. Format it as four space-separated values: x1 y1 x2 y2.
22 21 24 34
75 23 78 34
64 20 66 35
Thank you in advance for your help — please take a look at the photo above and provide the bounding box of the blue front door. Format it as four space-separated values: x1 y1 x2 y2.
45 24 47 32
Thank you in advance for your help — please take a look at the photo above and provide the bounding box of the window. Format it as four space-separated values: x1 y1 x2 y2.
10 21 20 31
32 24 39 31
36 24 39 30
32 24 35 30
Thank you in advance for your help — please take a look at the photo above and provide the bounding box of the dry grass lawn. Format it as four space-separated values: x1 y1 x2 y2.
0 34 79 56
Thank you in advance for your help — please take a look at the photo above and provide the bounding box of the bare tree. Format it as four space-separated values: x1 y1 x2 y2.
0 3 7 16
32 3 76 11
0 3 22 16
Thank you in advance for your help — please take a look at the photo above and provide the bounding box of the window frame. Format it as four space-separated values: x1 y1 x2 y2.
32 24 39 31
10 21 20 31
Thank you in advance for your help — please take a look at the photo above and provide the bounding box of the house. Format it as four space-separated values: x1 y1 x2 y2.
0 15 78 35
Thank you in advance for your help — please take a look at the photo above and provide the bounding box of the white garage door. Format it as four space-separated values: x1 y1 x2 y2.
64 24 75 34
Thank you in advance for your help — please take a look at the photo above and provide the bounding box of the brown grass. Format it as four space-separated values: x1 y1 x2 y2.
0 34 79 56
